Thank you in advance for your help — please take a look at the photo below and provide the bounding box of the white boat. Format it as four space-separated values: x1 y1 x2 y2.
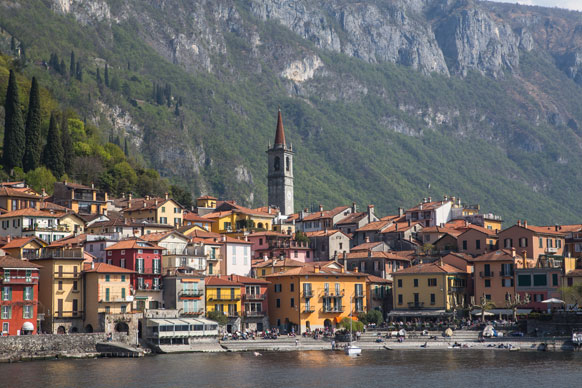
345 344 362 356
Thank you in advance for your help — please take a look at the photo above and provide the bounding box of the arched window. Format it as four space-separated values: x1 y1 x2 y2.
286 157 290 171
274 156 280 171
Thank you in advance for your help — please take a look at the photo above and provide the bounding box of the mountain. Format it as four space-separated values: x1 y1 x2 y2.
2 0 582 224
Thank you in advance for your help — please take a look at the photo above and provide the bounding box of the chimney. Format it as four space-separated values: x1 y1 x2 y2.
244 235 248 242
444 195 448 201
319 204 323 212
524 220 528 228
342 251 347 268
145 195 150 201
354 267 358 273
268 207 271 214
511 247 516 258
64 180 68 185
263 254 268 262
314 265 320 273
555 224 559 231
419 204 423 210
91 261 94 270
368 249 372 258
165 192 169 200
439 258 443 267
367 205 374 222
517 220 521 227
91 182 95 189
522 251 527 268
352 202 357 213
428 197 432 202
6 236 10 243
143 202 146 208
465 220 468 227
398 207 404 217
221 235 226 242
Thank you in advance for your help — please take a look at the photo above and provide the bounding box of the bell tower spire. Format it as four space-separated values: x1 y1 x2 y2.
267 109 294 215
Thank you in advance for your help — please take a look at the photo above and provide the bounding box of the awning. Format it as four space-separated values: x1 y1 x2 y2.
388 310 451 317
22 322 34 331
489 308 532 315
470 310 494 316
541 298 565 304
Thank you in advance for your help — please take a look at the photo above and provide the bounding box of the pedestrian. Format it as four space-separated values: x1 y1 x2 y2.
295 338 298 346
331 340 335 350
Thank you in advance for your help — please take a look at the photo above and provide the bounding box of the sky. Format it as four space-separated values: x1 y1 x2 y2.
487 0 582 11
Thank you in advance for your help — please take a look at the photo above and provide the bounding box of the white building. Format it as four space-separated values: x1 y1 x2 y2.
0 209 83 243
219 236 252 277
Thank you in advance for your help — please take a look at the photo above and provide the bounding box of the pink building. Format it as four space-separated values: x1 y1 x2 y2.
247 231 314 263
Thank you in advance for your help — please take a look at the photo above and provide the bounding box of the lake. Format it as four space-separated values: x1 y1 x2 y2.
1 350 581 388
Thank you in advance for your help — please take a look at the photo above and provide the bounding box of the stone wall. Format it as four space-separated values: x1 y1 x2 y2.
0 333 108 361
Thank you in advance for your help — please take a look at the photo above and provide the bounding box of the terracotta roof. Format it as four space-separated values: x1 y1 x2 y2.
381 215 405 222
205 276 243 287
197 195 217 200
351 241 384 251
253 258 305 268
380 221 422 233
221 275 270 285
393 262 466 275
421 226 466 237
355 220 391 232
346 251 411 261
0 186 42 199
183 212 215 223
304 229 349 238
302 206 349 222
406 200 451 212
124 197 183 212
525 225 568 236
83 262 135 273
40 201 70 212
185 229 222 239
247 231 290 238
472 249 523 262
336 212 366 225
0 255 41 269
366 274 392 284
265 265 364 278
49 234 88 247
442 252 476 263
459 224 498 237
221 236 253 245
565 269 582 277
60 181 94 190
274 109 286 146
140 230 188 242
1 236 46 249
106 239 164 251
0 208 64 219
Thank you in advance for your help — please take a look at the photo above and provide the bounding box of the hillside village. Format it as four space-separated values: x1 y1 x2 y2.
0 109 581 351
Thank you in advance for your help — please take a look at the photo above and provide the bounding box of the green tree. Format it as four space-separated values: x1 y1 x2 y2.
43 113 65 178
110 74 120 91
23 77 43 172
170 184 193 208
339 317 364 333
76 61 83 82
3 70 26 171
206 310 227 326
25 167 56 195
60 59 67 77
96 68 102 84
69 51 75 76
60 114 74 174
124 137 129 156
295 231 309 244
104 63 109 87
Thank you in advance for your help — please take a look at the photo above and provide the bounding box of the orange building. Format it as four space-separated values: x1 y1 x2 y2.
458 225 498 256
497 221 567 261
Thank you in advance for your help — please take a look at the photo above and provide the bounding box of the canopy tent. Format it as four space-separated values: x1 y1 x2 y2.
470 310 494 316
541 298 565 304
388 310 451 317
489 308 532 316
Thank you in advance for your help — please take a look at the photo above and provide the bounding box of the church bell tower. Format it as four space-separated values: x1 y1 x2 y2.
267 109 294 215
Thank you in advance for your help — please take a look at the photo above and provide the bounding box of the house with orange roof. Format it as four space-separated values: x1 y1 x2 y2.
202 201 275 236
352 220 393 246
304 229 350 261
335 203 379 237
141 231 207 272
189 237 222 276
217 235 253 277
223 275 270 331
83 262 135 333
205 276 243 332
0 185 42 212
195 195 217 216
182 212 214 231
266 264 367 332
252 257 306 278
106 239 165 311
0 236 47 260
122 194 185 227
295 205 353 233
457 224 499 256
405 197 454 227
52 181 108 215
379 220 423 250
562 224 582 260
390 260 469 320
247 231 313 263
497 220 567 261
345 250 411 280
0 208 84 243
163 268 206 318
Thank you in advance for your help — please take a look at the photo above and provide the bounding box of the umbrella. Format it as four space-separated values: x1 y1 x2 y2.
470 310 494 316
541 298 565 304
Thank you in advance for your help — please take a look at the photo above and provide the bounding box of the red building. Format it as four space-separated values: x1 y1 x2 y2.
0 256 41 335
105 239 164 310
222 275 270 332
247 231 314 263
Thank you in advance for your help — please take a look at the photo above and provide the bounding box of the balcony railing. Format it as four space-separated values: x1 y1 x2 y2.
479 272 493 278
41 248 84 259
53 272 81 279
244 311 265 317
100 296 133 303
322 306 344 313
243 293 265 301
408 302 424 309
136 267 162 275
206 255 220 261
181 309 204 316
323 290 345 297
302 307 315 313
207 295 240 301
179 290 204 297
546 247 558 254
54 311 84 318
302 289 313 298
2 275 39 284
137 284 162 291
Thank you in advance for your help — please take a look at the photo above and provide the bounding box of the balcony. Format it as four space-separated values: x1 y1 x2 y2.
479 272 493 278
323 290 345 297
408 302 424 309
208 295 240 301
499 271 514 277
2 275 39 284
54 310 84 318
546 247 558 254
23 224 71 233
135 267 162 275
226 311 239 318
302 289 313 298
302 307 315 313
206 255 220 262
181 309 204 316
53 272 81 279
41 248 84 259
354 292 364 298
99 296 133 303
243 293 265 301
179 289 204 297
244 311 265 318
137 284 162 291
322 306 344 313
448 286 465 293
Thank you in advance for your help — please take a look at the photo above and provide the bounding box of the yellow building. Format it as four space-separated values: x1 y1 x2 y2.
32 247 85 334
266 265 367 332
196 195 217 209
202 202 275 236
0 185 42 211
205 276 242 332
253 258 305 278
1 236 47 260
390 261 468 320
123 195 185 227
83 262 134 333
53 181 108 215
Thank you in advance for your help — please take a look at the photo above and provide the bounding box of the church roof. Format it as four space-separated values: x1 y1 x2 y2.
274 109 286 146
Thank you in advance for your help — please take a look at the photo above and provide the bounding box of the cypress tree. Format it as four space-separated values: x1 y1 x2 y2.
76 61 83 82
43 113 64 178
3 70 26 171
10 36 16 52
70 51 75 76
96 68 102 84
124 137 129 156
104 63 109 87
60 59 67 77
60 114 73 174
23 77 42 172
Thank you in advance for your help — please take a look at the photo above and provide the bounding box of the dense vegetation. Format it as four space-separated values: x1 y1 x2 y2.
1 1 582 224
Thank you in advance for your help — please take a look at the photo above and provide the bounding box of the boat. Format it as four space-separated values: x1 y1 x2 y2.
344 295 362 356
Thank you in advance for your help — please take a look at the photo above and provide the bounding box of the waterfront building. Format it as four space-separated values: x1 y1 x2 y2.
0 236 47 260
205 276 242 333
228 275 270 332
267 109 294 216
266 264 367 333
195 195 217 216
33 246 85 334
390 261 468 321
141 231 206 272
163 268 205 317
106 239 164 311
218 235 253 277
189 237 222 276
366 275 392 318
345 250 410 280
562 224 582 260
0 256 41 335
497 220 567 260
87 218 174 239
457 225 498 256
142 309 219 346
52 181 108 215
182 212 214 231
83 262 134 333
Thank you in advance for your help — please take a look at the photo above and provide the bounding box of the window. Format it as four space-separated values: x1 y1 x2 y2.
504 238 513 249
58 281 63 291
73 281 78 291
286 156 290 171
339 243 343 250
502 278 514 287
121 305 127 314
476 240 481 250
413 279 418 287
105 288 110 301
397 279 402 288
557 240 562 249
121 250 125 255
539 238 543 248
462 240 467 250
398 294 403 305
105 275 111 282
1 286 11 301
122 288 126 299
23 286 33 301
274 284 282 293
23 305 33 319
484 264 491 276
294 250 298 258
2 322 8 333
484 279 491 288
290 283 295 292
428 278 437 287
430 294 435 305
274 156 280 171
552 273 559 286
108 251 112 256
121 275 126 282
290 298 295 308
276 298 281 308
518 275 531 287
259 238 263 245
533 274 547 286
519 237 528 248
485 294 492 301
121 259 126 268
547 238 553 248
1 306 11 319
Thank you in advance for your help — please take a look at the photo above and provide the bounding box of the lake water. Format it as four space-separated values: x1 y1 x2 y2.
1 350 581 388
